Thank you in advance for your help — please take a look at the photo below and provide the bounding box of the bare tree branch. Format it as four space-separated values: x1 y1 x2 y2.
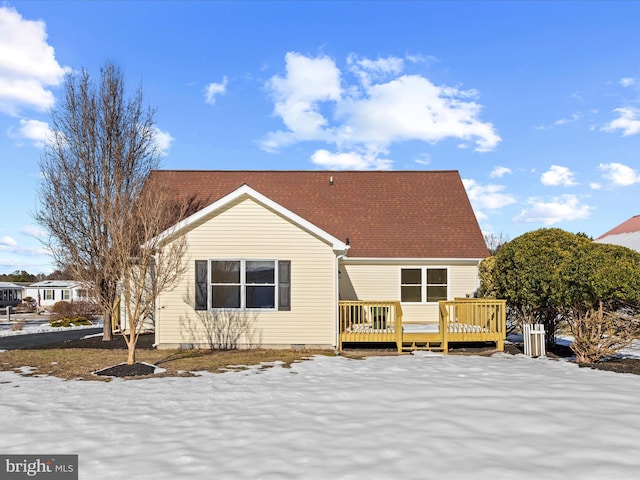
35 63 161 341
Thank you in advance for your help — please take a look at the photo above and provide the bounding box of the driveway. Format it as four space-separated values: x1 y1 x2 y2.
0 328 103 350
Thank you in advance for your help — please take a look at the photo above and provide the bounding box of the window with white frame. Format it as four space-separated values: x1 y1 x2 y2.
400 268 448 303
62 289 71 300
43 290 54 301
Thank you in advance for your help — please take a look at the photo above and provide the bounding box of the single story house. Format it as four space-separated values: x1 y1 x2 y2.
150 170 496 351
25 280 90 309
595 215 640 252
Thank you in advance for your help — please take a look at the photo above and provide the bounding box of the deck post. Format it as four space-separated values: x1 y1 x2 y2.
439 302 449 353
395 301 403 353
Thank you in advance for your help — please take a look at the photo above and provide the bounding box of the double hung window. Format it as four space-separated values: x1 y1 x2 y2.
400 268 448 303
210 260 275 309
195 259 290 311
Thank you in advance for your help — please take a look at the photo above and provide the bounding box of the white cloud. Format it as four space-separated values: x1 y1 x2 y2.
598 162 640 186
589 182 602 190
571 92 585 102
204 76 228 105
0 236 17 246
347 54 404 88
490 166 511 178
0 6 69 115
554 112 582 126
262 52 341 151
414 153 431 166
463 179 516 221
21 225 47 238
536 112 582 130
541 165 577 187
310 149 392 170
153 127 174 157
8 118 51 147
513 195 593 225
620 77 635 87
336 74 500 153
602 107 640 136
262 52 500 167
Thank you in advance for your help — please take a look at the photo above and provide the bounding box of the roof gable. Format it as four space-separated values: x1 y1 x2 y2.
150 170 489 259
595 215 640 252
157 184 349 251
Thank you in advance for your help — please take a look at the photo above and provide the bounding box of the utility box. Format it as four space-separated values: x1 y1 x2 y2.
523 324 546 357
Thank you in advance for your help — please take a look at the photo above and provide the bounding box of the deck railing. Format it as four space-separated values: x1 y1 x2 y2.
439 298 506 350
339 298 506 352
338 301 403 351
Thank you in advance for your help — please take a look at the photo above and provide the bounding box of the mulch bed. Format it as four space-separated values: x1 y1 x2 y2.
504 341 640 376
94 362 157 377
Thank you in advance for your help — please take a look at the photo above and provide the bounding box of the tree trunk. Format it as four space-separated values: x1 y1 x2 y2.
127 341 136 365
102 308 113 341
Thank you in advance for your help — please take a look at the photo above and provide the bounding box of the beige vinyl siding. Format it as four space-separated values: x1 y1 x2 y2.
448 264 481 299
156 197 337 349
339 261 480 323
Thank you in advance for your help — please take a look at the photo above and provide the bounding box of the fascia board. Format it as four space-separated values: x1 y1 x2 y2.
340 257 486 265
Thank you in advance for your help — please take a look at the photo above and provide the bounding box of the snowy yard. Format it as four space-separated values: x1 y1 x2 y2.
1 348 640 479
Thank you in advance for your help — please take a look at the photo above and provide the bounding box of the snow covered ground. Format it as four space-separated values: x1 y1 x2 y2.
1 346 640 479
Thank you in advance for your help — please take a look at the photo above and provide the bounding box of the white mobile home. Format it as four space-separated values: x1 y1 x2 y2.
25 280 89 309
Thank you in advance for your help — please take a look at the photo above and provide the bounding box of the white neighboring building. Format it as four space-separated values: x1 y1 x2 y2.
25 280 90 309
595 215 640 252
0 282 22 309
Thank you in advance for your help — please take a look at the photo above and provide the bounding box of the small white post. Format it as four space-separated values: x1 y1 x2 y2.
523 324 546 357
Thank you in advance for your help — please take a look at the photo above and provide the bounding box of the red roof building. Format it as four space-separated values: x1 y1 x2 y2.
595 215 640 252
149 170 488 259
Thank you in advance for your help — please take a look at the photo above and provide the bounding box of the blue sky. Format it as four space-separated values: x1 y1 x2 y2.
1 1 640 274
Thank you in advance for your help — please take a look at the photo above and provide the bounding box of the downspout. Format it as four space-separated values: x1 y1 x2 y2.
335 248 350 350
151 253 159 348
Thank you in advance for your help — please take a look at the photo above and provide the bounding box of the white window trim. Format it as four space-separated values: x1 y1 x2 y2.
208 259 278 311
399 266 449 304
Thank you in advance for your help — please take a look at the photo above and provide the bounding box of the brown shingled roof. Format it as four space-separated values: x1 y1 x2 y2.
149 170 489 259
596 215 640 239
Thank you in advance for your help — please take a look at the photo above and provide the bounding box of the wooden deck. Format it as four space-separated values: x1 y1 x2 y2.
338 299 506 353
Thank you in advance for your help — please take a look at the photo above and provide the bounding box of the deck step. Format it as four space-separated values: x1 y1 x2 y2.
401 341 445 353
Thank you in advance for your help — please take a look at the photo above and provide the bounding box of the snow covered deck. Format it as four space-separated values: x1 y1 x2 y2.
338 299 507 353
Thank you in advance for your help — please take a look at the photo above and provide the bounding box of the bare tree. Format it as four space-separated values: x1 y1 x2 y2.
483 232 510 256
35 63 160 340
568 302 639 364
114 185 188 364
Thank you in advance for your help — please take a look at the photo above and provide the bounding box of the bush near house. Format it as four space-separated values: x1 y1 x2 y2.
49 301 100 327
50 316 93 328
480 228 640 362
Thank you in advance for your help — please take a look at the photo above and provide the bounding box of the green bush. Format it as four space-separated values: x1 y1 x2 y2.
482 227 640 358
50 316 93 328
